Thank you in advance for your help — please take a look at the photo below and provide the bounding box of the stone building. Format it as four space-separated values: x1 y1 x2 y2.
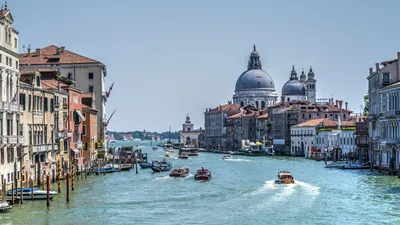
19 45 109 151
82 93 98 166
204 104 241 149
269 100 353 155
367 52 400 172
19 70 61 184
0 3 24 190
180 113 201 147
355 117 369 164
232 45 278 109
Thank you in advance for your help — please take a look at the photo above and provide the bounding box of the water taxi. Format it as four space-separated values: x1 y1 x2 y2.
276 171 294 184
151 159 172 172
7 188 59 200
178 153 189 159
169 167 190 177
194 168 212 181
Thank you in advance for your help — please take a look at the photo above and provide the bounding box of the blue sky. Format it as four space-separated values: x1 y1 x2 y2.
11 0 400 132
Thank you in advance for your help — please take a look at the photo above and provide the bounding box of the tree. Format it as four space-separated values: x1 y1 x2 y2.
363 93 369 116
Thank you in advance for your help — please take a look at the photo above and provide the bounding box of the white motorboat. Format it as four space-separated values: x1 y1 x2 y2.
7 188 59 200
0 201 11 212
165 151 171 157
222 154 232 160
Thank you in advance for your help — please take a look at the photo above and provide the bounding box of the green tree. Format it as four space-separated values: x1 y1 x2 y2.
363 93 369 116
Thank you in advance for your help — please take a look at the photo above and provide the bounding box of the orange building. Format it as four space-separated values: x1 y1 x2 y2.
82 93 98 166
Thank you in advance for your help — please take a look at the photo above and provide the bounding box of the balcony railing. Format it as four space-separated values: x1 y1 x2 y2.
33 110 43 117
19 105 24 113
8 136 17 144
9 102 18 112
18 136 23 144
384 139 400 145
2 101 8 111
32 144 58 153
0 136 7 144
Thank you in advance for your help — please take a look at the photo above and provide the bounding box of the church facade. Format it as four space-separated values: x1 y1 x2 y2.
180 114 201 147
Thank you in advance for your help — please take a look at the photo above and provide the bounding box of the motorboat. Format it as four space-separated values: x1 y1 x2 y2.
90 164 116 174
178 153 189 159
275 171 294 184
0 201 11 212
151 160 172 172
115 164 133 171
7 188 59 200
194 168 212 181
165 151 171 157
139 162 152 169
152 147 158 151
222 154 232 160
169 167 190 177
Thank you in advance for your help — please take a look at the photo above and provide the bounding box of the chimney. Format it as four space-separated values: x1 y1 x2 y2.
35 48 41 56
56 47 60 55
369 68 373 75
58 81 61 90
335 100 338 107
338 100 343 110
60 46 65 53
375 63 380 71
345 101 348 110
27 47 31 54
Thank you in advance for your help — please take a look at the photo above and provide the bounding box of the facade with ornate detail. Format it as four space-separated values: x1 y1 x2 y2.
281 66 316 103
0 3 24 189
367 53 400 173
233 45 278 109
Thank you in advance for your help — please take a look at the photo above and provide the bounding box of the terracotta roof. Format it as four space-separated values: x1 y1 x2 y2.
381 59 397 66
207 104 240 112
20 68 55 74
294 119 326 127
294 118 356 128
19 45 101 65
20 80 32 86
81 93 93 98
227 112 242 119
41 79 69 93
257 113 268 119
382 80 400 89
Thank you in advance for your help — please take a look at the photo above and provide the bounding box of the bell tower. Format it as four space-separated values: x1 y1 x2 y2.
182 113 194 132
306 66 316 104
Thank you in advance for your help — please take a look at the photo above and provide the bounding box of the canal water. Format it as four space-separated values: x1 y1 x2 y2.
1 141 400 225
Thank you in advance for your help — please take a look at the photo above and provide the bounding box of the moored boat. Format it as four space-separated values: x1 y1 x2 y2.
115 164 133 171
139 162 152 169
0 201 11 212
6 188 58 200
151 159 172 172
194 168 212 181
152 147 158 151
165 151 171 157
169 167 190 177
275 171 294 184
90 164 117 174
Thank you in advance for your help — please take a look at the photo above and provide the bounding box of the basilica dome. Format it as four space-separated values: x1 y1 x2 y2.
235 69 275 91
281 66 306 96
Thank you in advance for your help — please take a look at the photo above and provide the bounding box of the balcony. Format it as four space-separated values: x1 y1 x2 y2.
2 101 8 111
33 110 43 117
8 136 17 144
384 139 400 145
9 102 18 112
55 103 60 108
76 142 83 149
19 105 24 113
32 144 57 153
0 136 7 144
18 136 23 144
63 104 68 109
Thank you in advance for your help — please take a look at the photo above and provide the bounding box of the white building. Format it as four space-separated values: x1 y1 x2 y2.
291 118 356 158
180 114 201 147
0 3 24 189
19 45 109 150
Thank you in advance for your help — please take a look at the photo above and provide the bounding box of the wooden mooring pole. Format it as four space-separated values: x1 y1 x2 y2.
66 173 70 202
46 175 50 207
57 159 61 193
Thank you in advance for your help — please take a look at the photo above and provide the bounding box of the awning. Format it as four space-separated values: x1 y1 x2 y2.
75 110 86 121
72 148 80 154
256 142 263 146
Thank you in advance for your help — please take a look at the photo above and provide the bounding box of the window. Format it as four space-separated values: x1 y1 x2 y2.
308 114 311 119
28 95 32 111
383 73 390 84
16 61 18 70
44 126 47 144
88 72 94 79
9 58 11 67
5 56 8 66
36 76 40 87
89 85 94 93
14 38 17 48
44 97 48 112
73 94 78 103
68 72 73 80
50 98 54 112
0 54 2 63
325 114 327 118
19 93 26 110
82 125 87 136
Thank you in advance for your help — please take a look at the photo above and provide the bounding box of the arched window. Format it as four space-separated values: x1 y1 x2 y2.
261 101 265 109
287 97 290 102
240 101 244 107
255 101 259 108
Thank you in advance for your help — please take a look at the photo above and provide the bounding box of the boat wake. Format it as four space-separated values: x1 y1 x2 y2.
185 174 194 178
152 176 171 181
294 180 320 196
223 158 251 162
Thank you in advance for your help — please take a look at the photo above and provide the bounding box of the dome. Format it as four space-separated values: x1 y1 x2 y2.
235 69 275 91
282 79 306 96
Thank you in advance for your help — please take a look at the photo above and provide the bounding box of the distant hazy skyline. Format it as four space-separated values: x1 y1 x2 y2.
12 0 400 132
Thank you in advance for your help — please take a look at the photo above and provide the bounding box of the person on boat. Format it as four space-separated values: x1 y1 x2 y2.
201 167 205 174
163 158 167 163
